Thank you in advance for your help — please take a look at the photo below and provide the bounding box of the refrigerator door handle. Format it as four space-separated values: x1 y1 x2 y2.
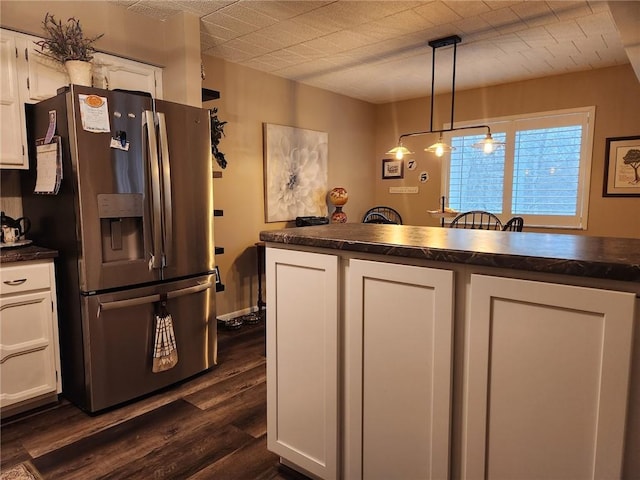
157 112 173 268
97 281 214 315
143 110 163 269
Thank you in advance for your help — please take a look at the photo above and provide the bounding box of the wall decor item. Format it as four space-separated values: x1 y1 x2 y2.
264 124 328 222
603 135 640 197
382 158 404 179
328 187 348 223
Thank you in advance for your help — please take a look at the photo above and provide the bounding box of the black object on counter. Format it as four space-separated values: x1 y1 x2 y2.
296 216 329 227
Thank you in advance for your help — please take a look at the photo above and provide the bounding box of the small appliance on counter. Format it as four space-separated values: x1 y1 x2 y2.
0 212 32 248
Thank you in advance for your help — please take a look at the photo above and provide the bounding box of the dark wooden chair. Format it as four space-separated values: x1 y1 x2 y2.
448 210 502 230
502 216 524 232
362 206 402 224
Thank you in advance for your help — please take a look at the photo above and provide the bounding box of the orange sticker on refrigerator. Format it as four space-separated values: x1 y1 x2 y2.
78 94 110 133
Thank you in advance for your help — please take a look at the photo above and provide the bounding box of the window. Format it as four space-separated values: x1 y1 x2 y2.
442 107 595 229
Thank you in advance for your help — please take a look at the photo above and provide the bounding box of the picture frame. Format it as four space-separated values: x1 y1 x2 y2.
263 123 328 222
382 158 404 179
603 135 640 197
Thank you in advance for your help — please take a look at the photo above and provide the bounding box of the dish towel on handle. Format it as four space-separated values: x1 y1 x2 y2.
152 294 178 373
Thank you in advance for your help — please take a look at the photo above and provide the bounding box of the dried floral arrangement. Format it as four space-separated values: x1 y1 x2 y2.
210 107 228 169
34 12 103 64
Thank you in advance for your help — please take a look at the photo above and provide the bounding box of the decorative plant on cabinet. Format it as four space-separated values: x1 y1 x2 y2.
34 12 103 86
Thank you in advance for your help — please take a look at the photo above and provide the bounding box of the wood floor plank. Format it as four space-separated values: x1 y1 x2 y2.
100 423 253 479
8 325 266 458
187 433 279 480
32 399 255 479
1 324 312 480
185 363 266 410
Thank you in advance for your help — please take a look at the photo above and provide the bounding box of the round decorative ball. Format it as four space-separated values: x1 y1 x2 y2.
328 187 348 206
331 207 347 224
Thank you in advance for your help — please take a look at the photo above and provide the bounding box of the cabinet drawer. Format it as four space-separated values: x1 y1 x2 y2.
0 346 57 408
0 261 51 295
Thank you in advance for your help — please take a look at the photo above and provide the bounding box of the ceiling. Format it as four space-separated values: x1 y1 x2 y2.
111 1 638 104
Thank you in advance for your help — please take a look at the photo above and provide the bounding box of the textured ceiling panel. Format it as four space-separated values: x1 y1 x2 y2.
110 0 638 104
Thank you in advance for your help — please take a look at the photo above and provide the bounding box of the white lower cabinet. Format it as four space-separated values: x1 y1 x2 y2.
462 274 635 480
266 248 340 479
345 259 454 480
266 246 637 480
0 260 61 414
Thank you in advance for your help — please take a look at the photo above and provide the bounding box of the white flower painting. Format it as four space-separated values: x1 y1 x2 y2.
264 124 328 222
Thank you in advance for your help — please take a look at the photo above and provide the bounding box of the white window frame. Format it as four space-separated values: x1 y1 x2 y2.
441 106 595 229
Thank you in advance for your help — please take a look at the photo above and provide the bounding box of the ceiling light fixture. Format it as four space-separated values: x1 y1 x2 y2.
386 35 504 159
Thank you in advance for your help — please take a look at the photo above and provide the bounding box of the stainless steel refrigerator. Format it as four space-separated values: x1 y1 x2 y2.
22 85 216 413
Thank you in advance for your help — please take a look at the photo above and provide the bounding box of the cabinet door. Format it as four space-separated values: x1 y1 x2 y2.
346 259 454 480
0 290 57 407
463 274 635 480
266 248 339 479
25 43 68 102
93 53 162 98
0 32 28 168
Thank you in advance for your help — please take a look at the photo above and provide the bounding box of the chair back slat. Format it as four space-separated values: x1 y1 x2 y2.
449 210 502 230
362 206 402 224
502 216 524 232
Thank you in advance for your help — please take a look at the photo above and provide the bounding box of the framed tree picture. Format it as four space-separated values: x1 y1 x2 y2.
603 136 640 196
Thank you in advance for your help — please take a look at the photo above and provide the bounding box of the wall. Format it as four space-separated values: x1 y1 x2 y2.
375 64 640 238
0 1 201 106
0 1 203 217
0 1 167 66
0 1 376 318
202 55 376 316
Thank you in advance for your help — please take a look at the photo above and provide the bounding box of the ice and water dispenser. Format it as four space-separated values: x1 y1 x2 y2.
98 193 144 262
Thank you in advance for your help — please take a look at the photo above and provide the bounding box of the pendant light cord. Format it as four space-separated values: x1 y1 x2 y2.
450 40 457 129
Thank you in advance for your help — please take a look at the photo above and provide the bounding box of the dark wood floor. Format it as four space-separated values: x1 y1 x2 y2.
1 322 309 480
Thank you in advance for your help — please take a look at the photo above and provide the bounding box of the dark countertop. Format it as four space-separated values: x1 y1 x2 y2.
260 224 640 283
0 244 58 264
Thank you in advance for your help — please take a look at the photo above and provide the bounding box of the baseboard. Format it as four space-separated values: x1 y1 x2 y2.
216 305 258 322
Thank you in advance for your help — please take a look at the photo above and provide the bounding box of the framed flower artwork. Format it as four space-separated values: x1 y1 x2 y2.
263 124 328 222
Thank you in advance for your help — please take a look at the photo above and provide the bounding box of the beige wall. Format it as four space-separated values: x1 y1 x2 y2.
0 1 376 318
0 1 201 105
375 64 640 238
1 1 166 66
202 55 376 315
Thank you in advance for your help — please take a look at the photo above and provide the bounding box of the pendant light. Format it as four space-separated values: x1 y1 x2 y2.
386 35 505 158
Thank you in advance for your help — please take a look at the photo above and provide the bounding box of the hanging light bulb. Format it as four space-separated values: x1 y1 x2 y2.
386 143 413 160
472 132 505 154
425 134 454 157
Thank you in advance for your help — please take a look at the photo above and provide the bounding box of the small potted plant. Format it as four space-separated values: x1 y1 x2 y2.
210 107 228 169
34 12 103 86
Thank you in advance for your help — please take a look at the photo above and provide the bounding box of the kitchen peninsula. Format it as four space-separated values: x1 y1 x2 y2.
260 224 640 480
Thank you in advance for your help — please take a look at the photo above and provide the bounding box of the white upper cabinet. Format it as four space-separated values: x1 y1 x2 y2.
0 28 163 169
24 42 68 102
93 53 163 98
0 31 28 168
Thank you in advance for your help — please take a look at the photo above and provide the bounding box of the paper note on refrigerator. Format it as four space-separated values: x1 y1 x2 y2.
79 94 110 133
34 137 62 194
